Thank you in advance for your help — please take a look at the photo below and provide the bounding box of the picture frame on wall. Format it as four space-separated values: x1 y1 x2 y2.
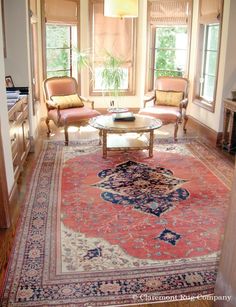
5 76 14 87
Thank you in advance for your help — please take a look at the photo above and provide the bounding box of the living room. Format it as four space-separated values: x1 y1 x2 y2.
0 0 236 306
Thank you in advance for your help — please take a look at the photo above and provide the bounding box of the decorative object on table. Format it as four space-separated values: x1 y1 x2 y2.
1 139 232 306
5 75 14 88
112 112 135 121
108 107 129 113
107 100 129 113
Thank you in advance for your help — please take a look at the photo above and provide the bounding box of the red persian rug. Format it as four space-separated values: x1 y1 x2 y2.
1 139 233 306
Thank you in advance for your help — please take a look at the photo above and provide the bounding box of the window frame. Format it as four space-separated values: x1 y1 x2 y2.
200 24 219 100
45 24 73 78
41 0 80 82
193 1 223 113
147 24 191 92
89 0 137 96
153 25 189 78
194 23 222 112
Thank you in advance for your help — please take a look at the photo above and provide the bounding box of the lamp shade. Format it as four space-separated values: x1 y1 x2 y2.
104 0 138 18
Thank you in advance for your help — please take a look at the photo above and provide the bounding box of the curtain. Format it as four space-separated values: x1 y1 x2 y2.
91 0 134 64
199 0 223 24
45 0 79 24
148 0 192 25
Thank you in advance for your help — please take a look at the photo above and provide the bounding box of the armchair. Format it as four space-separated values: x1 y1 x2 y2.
139 76 189 140
43 76 100 145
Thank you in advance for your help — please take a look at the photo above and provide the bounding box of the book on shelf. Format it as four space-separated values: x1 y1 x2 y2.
112 112 135 121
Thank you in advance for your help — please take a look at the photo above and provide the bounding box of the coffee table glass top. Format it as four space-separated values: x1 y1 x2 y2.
89 114 162 131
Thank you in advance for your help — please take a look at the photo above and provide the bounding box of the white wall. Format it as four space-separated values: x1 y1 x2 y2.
220 0 236 101
0 1 15 193
188 0 236 133
4 0 29 86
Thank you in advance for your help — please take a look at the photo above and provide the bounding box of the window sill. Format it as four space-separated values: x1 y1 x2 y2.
192 97 215 112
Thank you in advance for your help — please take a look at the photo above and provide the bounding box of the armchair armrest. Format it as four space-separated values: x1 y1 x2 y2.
79 96 95 109
45 99 62 124
45 99 58 110
180 98 188 109
143 92 155 107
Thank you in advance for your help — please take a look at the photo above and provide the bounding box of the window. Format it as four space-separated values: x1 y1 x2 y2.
46 24 78 78
147 0 192 91
43 0 79 79
199 24 219 102
195 0 223 110
89 0 136 95
154 26 188 79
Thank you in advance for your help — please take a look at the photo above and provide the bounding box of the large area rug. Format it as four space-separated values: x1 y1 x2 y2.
1 139 233 306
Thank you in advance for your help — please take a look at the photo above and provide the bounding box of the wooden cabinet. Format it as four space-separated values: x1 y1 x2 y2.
8 97 30 180
222 99 236 153
0 121 11 228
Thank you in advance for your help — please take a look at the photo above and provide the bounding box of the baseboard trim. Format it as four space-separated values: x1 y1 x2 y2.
188 115 222 146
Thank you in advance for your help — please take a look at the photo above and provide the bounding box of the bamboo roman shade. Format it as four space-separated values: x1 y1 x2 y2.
44 0 79 24
199 0 223 24
148 0 192 25
91 0 134 63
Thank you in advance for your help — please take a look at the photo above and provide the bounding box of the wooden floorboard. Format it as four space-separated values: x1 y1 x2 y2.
128 300 213 307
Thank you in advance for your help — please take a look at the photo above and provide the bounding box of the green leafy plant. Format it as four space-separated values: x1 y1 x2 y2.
76 50 125 107
101 52 125 100
77 49 93 73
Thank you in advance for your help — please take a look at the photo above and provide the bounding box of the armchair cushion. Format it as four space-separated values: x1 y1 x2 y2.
51 94 84 109
155 90 183 107
139 106 181 123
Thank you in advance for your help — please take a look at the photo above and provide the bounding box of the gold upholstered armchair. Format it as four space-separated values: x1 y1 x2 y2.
43 76 100 145
139 76 189 140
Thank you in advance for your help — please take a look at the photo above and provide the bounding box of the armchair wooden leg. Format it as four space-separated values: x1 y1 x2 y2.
183 115 188 134
174 122 179 141
99 129 102 145
45 118 51 137
64 126 69 146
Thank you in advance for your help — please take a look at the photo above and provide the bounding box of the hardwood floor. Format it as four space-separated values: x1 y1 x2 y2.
130 300 213 307
129 300 213 307
0 120 234 306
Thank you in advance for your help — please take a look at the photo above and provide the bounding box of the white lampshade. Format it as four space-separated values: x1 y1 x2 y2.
104 0 138 18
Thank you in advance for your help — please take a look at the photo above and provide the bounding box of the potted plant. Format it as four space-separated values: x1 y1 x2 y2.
76 50 125 110
100 52 125 110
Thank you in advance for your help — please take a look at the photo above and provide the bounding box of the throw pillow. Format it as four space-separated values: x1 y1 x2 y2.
155 90 183 107
51 94 84 109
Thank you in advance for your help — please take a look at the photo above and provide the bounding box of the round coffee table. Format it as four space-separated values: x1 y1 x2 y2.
89 114 162 158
